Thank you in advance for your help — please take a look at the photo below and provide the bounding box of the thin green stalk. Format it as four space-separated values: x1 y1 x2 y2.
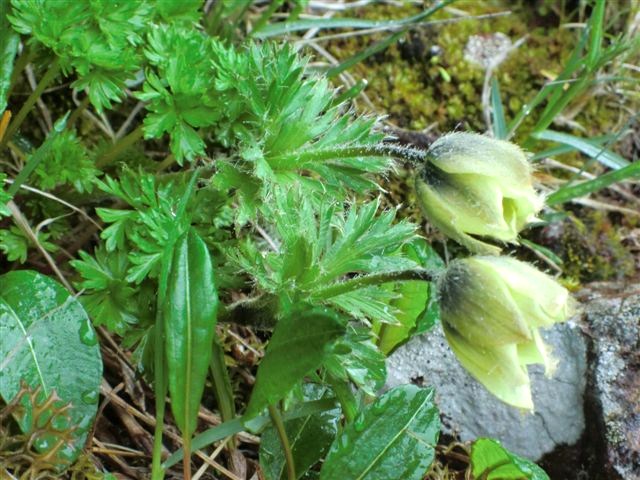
155 154 175 172
268 144 428 170
209 339 236 444
1 58 60 149
7 44 33 98
7 112 68 197
327 376 358 424
95 125 144 168
250 0 284 35
478 460 512 480
546 161 640 206
268 404 296 480
66 95 91 130
182 434 192 480
313 269 434 300
151 289 169 480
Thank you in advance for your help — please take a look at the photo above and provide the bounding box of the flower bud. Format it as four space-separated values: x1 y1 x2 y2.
437 256 576 410
415 132 543 254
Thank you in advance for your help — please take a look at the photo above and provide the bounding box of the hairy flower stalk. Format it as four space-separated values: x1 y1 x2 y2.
415 132 543 254
437 256 576 410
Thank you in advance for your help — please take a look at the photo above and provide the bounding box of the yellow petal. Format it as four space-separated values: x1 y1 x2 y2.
443 323 534 410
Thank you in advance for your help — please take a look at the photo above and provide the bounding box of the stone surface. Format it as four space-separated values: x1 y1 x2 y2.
386 321 588 461
579 283 640 480
386 281 640 479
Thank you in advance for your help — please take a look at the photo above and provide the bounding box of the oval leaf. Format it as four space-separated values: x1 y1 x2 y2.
471 438 550 480
165 229 219 437
376 238 443 355
1 1 20 114
245 308 345 419
0 270 102 464
320 385 440 480
260 384 340 480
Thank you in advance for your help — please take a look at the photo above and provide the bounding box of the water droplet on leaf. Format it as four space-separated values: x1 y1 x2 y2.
81 389 99 404
78 321 97 346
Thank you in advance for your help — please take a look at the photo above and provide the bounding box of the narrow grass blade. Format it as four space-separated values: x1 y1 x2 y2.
327 31 403 78
534 130 629 169
586 0 605 69
163 398 340 469
546 161 640 206
491 77 507 139
254 0 453 39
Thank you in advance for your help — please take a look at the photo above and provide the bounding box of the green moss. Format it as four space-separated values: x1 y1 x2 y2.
560 211 636 282
325 1 638 141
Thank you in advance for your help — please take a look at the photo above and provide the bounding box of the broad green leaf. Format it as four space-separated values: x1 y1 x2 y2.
320 385 440 480
0 270 102 465
281 236 314 285
165 229 219 437
1 0 19 114
471 438 549 480
164 397 340 469
245 308 345 418
375 239 444 354
260 384 340 480
324 328 386 396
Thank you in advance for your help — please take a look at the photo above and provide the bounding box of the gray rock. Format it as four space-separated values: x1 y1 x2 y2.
386 321 588 460
579 283 640 480
386 281 640 479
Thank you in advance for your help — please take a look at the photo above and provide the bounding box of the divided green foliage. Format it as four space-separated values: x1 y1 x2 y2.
213 43 390 192
0 225 57 263
32 130 97 193
94 169 192 283
139 35 391 187
227 187 421 324
138 24 219 164
8 0 151 111
7 0 203 112
71 247 147 335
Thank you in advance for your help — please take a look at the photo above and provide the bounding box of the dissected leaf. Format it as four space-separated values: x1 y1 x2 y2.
8 0 152 111
32 129 97 193
0 270 102 465
71 247 147 335
471 438 549 480
245 308 345 418
165 229 219 437
320 385 440 480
